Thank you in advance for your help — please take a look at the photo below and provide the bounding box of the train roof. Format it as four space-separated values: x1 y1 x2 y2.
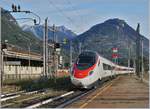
79 50 134 69
79 50 98 57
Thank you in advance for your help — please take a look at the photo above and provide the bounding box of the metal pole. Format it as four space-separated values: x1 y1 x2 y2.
53 24 56 78
128 42 130 73
28 42 31 74
0 7 3 90
79 42 82 54
1 51 3 82
45 18 48 78
134 58 136 75
141 39 144 80
136 23 140 77
43 18 48 78
70 40 72 73
48 48 51 76
55 26 58 77
43 22 46 77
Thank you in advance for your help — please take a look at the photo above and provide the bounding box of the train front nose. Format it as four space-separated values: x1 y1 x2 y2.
71 77 84 87
71 77 90 89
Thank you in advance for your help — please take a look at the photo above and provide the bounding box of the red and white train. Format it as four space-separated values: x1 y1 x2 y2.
70 51 134 89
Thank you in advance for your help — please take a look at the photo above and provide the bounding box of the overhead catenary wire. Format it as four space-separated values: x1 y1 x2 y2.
48 0 80 33
0 0 14 6
64 0 87 54
65 0 85 32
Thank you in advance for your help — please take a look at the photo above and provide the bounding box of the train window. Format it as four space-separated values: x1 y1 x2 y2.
76 51 97 70
77 56 96 70
77 56 95 64
103 63 112 70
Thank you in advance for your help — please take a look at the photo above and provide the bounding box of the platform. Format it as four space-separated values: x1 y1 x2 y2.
66 75 149 108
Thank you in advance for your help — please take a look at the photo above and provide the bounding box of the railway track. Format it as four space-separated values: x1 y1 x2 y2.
1 77 116 108
1 88 50 102
1 91 25 98
37 77 114 108
55 78 113 108
55 88 95 108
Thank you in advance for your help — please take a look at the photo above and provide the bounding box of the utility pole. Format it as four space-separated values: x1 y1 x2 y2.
54 25 58 78
70 40 72 73
46 18 49 78
79 42 82 54
28 42 31 74
0 7 3 89
53 24 56 78
43 18 48 78
48 48 51 77
128 40 131 73
136 23 141 77
141 39 144 80
133 58 136 75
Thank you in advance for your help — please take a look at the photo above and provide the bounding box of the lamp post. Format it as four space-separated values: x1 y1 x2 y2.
43 18 48 78
0 7 2 87
141 39 144 81
28 42 31 72
136 23 140 77
79 42 82 54
70 40 72 74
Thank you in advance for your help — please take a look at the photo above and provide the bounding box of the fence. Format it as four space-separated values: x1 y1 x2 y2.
3 65 43 80
3 74 42 80
3 65 70 80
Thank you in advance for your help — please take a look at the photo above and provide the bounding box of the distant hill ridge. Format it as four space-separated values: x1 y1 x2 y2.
1 8 149 68
22 25 77 42
1 8 42 53
72 18 149 66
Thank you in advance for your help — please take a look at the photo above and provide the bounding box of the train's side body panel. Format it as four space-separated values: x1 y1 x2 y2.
97 56 103 80
71 51 134 89
99 56 115 78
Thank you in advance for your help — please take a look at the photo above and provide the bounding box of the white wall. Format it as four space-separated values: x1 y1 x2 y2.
3 65 43 79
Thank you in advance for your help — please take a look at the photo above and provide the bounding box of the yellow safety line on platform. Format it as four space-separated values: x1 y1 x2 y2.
80 77 120 108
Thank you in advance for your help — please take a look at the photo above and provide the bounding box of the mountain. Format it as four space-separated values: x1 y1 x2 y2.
72 18 149 67
1 8 42 53
22 25 77 42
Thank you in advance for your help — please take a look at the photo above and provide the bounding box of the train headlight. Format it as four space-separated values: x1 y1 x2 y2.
89 71 94 76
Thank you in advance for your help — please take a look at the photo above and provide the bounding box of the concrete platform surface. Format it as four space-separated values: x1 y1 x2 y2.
66 75 149 108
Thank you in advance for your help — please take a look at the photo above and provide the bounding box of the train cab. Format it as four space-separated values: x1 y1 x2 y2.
71 51 100 88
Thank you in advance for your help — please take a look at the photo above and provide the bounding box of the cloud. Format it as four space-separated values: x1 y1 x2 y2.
0 0 148 37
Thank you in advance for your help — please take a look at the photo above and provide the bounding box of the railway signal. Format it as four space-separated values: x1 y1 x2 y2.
54 43 60 49
18 5 21 12
10 4 41 25
112 54 118 58
112 48 118 53
112 47 118 64
63 38 68 44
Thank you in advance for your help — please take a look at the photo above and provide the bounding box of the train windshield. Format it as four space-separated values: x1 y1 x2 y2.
76 52 96 70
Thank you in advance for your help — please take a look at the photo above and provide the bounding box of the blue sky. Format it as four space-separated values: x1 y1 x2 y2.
0 0 149 37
